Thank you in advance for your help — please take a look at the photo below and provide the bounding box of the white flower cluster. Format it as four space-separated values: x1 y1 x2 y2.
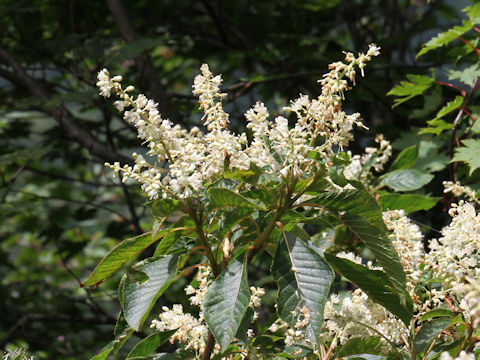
151 266 264 357
151 266 212 356
382 210 424 294
443 181 480 205
322 290 407 347
2 349 34 360
440 351 476 360
268 304 312 346
98 45 380 199
343 134 392 181
424 201 480 292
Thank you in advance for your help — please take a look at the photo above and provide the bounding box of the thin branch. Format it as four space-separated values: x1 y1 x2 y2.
105 0 178 122
0 46 133 166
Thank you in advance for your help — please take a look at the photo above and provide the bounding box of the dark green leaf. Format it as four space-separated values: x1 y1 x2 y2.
337 336 383 357
203 254 250 351
309 189 407 294
379 169 433 192
235 307 255 346
126 330 176 358
420 309 456 321
378 192 439 213
389 146 418 171
152 199 179 219
414 318 452 354
272 231 334 347
207 187 267 210
120 255 178 331
82 230 172 287
324 254 413 325
311 189 385 229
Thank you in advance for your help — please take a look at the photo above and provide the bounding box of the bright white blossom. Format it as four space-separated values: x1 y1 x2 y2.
440 351 475 360
344 134 392 182
99 46 380 199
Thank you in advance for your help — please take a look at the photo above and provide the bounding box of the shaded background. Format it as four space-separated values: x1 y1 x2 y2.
0 0 469 358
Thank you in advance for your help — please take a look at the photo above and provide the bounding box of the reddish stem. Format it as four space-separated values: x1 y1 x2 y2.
435 81 465 96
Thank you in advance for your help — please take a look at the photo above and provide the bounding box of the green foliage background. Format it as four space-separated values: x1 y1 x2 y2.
0 0 475 358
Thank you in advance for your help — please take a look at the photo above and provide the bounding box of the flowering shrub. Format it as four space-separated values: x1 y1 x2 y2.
85 33 480 359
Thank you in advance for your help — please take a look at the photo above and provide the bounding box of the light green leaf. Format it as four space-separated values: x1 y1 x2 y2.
82 230 173 287
435 96 464 119
203 254 250 352
272 231 334 348
387 75 435 107
379 169 433 192
325 254 413 325
378 192 439 213
448 65 480 87
414 318 452 354
419 119 453 135
417 20 473 58
207 187 267 210
126 331 176 359
121 255 178 331
465 3 480 24
389 146 418 171
452 139 480 175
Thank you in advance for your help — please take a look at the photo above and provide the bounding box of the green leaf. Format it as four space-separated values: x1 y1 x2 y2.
448 65 480 87
311 189 385 229
378 192 439 213
82 230 173 287
387 75 435 107
224 162 263 183
234 307 255 346
337 336 383 357
120 255 178 331
465 3 480 24
414 318 452 354
272 231 334 347
379 169 433 192
126 330 176 358
417 20 473 58
152 199 179 219
207 187 267 210
389 146 418 171
340 213 407 296
324 254 413 325
452 139 480 175
309 189 407 295
90 342 113 360
420 309 456 321
435 96 464 119
203 254 250 352
419 119 453 135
